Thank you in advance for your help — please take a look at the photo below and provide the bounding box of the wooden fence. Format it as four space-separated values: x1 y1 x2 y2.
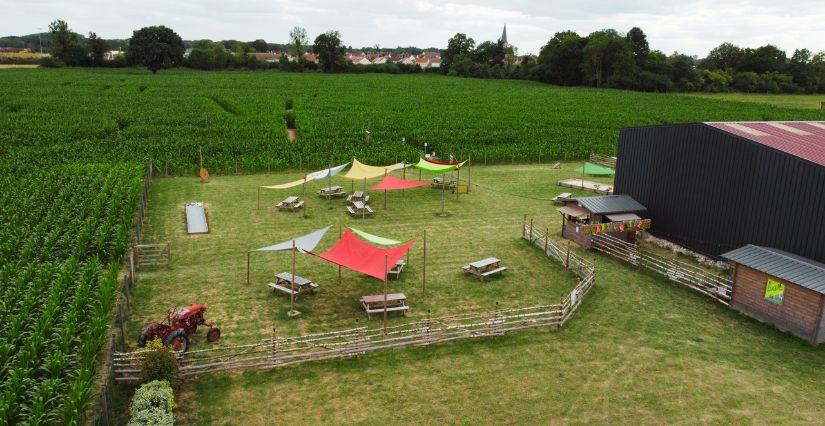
134 243 170 268
589 152 617 168
111 219 597 381
591 233 732 305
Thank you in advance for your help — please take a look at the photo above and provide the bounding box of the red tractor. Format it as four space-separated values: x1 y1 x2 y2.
137 304 221 352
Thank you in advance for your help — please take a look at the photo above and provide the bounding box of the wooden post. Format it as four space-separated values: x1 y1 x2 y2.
529 219 534 241
327 159 332 192
544 228 549 254
402 165 406 199
257 187 261 210
422 230 427 296
467 156 471 193
522 214 527 238
271 328 278 364
289 240 299 317
383 254 389 333
384 170 388 209
440 173 445 216
246 251 250 285
302 177 307 200
565 241 571 269
455 167 460 200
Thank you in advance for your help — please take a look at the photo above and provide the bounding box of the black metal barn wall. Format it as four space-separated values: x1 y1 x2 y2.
614 123 825 263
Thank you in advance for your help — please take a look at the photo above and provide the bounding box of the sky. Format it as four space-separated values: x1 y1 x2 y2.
2 0 825 57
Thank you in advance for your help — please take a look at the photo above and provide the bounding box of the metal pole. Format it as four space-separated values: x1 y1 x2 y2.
440 173 445 216
246 251 250 284
338 225 342 285
383 254 389 333
384 170 388 209
289 240 298 316
328 159 332 191
456 167 460 200
303 177 307 200
257 187 261 210
422 230 427 296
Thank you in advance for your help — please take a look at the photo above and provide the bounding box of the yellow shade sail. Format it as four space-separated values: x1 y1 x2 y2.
342 158 406 180
260 178 305 189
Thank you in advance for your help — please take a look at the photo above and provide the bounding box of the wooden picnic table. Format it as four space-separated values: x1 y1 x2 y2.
347 200 374 218
431 177 456 189
318 186 346 199
276 196 304 212
462 257 507 281
268 272 318 297
387 259 406 280
347 193 370 206
360 293 408 319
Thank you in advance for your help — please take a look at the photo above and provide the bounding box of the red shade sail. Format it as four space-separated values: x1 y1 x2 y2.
316 229 415 280
370 175 428 191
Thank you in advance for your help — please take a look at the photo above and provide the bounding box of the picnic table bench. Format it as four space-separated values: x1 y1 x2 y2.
347 200 374 218
360 293 409 319
318 186 346 199
347 194 370 206
552 192 573 205
462 257 507 281
431 177 456 189
387 259 406 280
268 272 318 298
276 196 304 212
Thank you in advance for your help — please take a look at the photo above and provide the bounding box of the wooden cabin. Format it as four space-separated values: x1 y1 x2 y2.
723 245 825 344
557 195 648 248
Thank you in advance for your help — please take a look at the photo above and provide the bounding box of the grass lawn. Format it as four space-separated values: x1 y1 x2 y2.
119 163 825 424
686 92 825 110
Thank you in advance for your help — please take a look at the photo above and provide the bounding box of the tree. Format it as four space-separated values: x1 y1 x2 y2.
289 26 308 70
626 27 650 67
313 31 346 72
87 32 108 67
533 31 587 85
252 39 268 52
127 26 185 73
442 33 475 74
581 29 635 87
473 40 505 67
669 53 699 91
740 45 787 74
48 19 80 65
701 42 743 71
788 49 816 92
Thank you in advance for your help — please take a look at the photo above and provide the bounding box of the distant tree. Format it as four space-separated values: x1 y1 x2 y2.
314 31 347 72
288 26 308 70
701 42 743 71
668 53 699 91
252 39 268 52
533 31 587 85
442 33 475 74
788 49 816 92
127 26 185 73
87 32 108 66
812 51 825 92
626 27 650 67
473 40 505 67
740 45 787 74
581 29 635 87
48 19 80 65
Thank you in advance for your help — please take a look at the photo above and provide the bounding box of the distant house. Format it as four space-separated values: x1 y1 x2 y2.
303 53 318 64
348 54 372 65
184 48 193 58
372 56 390 65
249 52 283 62
415 56 430 68
398 55 416 65
429 59 441 68
103 50 125 61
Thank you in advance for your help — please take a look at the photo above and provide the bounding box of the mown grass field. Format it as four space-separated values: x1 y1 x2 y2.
2 68 824 174
687 92 825 110
114 164 825 424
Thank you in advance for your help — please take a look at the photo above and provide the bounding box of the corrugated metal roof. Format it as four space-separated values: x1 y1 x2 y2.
705 121 825 167
722 245 825 294
574 195 647 214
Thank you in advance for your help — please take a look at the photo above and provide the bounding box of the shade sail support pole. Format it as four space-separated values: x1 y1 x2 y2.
383 254 389 334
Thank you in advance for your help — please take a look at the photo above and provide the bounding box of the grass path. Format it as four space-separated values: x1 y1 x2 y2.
118 164 825 424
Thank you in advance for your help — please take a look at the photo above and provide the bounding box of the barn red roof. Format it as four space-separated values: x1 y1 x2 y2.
705 121 825 167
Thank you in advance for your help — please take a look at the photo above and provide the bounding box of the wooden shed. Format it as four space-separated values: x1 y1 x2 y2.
557 195 649 248
723 245 825 344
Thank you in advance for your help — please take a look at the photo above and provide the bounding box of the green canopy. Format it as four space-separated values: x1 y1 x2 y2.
350 227 403 245
413 158 466 173
574 162 614 176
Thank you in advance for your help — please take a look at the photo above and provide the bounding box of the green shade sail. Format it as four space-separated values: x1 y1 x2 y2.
413 158 466 173
574 162 615 176
350 227 403 245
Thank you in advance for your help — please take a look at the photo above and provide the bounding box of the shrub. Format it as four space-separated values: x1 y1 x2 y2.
139 339 178 384
284 110 297 129
284 99 294 110
128 380 175 426
41 56 65 68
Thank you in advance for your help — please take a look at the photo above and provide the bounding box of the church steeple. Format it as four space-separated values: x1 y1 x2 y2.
500 24 508 44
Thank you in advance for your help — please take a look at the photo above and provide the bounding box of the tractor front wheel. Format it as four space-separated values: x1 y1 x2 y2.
137 323 156 347
206 327 221 343
164 329 189 352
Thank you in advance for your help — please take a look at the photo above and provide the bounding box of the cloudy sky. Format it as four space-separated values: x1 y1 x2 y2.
2 0 824 56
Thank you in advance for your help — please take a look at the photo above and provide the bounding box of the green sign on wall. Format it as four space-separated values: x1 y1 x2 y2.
764 278 785 305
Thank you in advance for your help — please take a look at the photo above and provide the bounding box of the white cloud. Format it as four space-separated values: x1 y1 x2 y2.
0 0 823 56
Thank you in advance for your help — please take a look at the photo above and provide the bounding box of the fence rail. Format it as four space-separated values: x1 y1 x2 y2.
135 243 170 267
112 218 597 381
589 152 617 168
591 233 731 305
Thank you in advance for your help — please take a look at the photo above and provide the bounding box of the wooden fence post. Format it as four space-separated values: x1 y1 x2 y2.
529 219 534 242
522 215 527 238
565 241 571 269
271 328 277 365
544 228 549 255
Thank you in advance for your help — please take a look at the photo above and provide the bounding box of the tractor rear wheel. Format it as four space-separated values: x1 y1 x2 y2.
163 329 189 352
206 327 221 343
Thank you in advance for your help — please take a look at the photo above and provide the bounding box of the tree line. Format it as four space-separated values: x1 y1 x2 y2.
442 28 825 94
